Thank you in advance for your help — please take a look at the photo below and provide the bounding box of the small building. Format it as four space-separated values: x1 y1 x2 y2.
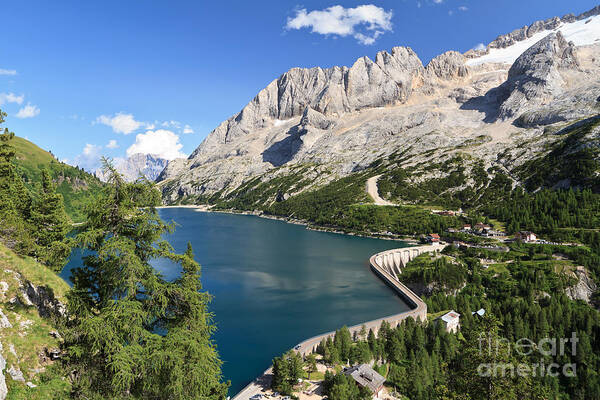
473 223 491 232
426 233 441 243
461 224 471 232
344 364 386 399
515 231 537 242
438 310 461 333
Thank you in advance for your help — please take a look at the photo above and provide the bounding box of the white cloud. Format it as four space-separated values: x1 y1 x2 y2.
95 112 144 134
0 92 24 106
15 103 40 118
126 129 186 160
473 43 486 51
458 6 468 11
286 5 393 45
183 124 194 134
433 0 443 3
106 139 119 149
0 69 17 76
83 143 99 156
160 120 182 129
74 143 103 171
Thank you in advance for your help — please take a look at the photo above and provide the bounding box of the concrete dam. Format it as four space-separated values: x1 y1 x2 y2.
373 244 446 281
232 243 444 400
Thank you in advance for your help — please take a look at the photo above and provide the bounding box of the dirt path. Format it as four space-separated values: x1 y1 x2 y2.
366 175 395 206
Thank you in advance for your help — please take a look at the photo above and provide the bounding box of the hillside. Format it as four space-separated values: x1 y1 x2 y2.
158 6 600 209
11 136 103 222
0 243 70 399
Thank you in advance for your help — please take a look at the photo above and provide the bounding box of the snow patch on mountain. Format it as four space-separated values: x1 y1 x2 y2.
467 14 600 66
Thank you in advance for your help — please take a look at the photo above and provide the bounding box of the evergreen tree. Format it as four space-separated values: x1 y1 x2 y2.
0 110 33 252
305 353 317 380
271 350 303 395
64 159 228 399
30 168 71 271
334 326 352 363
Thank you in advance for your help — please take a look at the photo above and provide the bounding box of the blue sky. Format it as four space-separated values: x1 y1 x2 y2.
0 0 598 171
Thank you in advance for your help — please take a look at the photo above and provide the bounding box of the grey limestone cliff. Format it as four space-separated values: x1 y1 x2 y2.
157 6 600 205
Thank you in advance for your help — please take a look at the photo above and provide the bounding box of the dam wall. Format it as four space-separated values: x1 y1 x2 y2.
232 243 444 400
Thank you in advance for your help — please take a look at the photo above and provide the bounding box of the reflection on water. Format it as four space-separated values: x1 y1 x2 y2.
62 208 411 395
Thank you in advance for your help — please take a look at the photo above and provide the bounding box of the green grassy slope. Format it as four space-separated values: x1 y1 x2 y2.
0 243 71 399
11 136 103 222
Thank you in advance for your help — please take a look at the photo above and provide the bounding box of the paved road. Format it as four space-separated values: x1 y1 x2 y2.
232 248 429 400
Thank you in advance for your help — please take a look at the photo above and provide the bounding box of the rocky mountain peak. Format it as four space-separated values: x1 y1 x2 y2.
159 6 600 204
508 31 578 78
190 45 427 160
466 6 600 65
96 153 169 182
498 31 579 119
300 107 335 130
426 51 469 80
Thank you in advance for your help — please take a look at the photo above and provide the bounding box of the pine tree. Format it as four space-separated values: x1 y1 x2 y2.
30 169 71 271
305 353 317 380
64 159 228 399
334 326 352 363
0 110 33 252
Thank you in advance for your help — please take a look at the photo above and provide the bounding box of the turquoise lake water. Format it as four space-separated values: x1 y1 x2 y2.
62 208 411 395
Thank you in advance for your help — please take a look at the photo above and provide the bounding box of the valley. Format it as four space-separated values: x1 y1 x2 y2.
1 3 600 400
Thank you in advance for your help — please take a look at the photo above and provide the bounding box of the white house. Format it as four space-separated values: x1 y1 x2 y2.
438 310 461 333
515 231 537 242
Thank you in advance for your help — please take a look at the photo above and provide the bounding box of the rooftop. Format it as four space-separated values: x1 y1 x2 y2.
344 364 385 393
440 310 460 323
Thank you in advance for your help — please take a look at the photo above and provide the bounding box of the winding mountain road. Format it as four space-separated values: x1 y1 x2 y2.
366 175 396 206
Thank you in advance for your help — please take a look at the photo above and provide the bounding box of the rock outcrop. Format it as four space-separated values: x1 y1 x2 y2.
189 46 425 159
497 32 579 120
566 267 598 304
158 5 600 205
426 51 469 80
22 281 66 318
0 346 7 400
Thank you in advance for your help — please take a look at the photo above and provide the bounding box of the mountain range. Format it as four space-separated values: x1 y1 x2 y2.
157 6 600 206
96 153 169 183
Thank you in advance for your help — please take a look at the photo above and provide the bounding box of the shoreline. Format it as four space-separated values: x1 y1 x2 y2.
157 204 419 244
231 246 434 400
159 204 428 400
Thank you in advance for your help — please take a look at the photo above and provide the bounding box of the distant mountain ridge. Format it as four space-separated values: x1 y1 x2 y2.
96 153 169 183
158 5 600 206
